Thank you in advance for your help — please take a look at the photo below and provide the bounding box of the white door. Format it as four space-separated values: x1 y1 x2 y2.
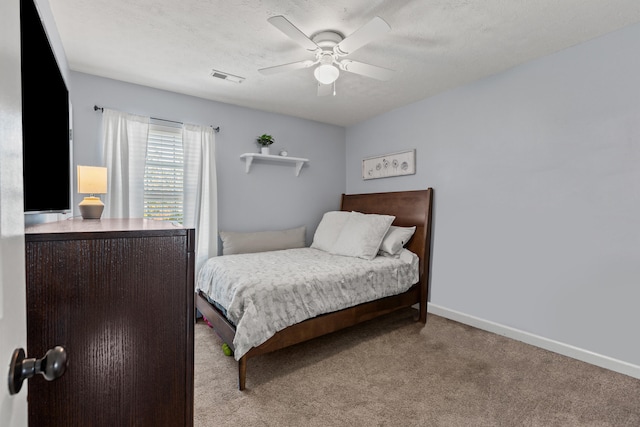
0 0 29 424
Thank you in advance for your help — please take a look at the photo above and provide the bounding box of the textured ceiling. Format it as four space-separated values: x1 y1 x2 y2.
48 0 640 127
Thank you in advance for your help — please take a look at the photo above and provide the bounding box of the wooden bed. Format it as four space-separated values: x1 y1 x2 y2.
195 187 434 390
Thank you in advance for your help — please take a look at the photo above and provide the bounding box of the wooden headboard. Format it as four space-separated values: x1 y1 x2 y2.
340 188 434 284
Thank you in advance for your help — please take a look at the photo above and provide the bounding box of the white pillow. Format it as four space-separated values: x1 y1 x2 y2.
378 226 416 256
220 226 306 255
330 211 395 260
310 211 350 252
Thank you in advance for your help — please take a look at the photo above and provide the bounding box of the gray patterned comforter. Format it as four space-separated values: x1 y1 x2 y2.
196 247 419 360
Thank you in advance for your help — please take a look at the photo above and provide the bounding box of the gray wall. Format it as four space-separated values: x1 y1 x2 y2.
346 23 640 373
69 72 346 246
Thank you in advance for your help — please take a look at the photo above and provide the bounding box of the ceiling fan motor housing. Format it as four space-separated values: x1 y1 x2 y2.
311 31 344 49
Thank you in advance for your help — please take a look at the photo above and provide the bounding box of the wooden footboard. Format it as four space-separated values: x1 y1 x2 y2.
197 283 424 390
196 187 433 390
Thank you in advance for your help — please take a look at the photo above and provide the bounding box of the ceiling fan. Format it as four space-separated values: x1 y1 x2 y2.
258 15 394 96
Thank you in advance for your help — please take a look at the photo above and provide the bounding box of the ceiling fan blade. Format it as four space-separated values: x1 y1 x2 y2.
259 60 315 75
317 82 334 97
339 60 394 81
267 15 319 52
334 16 390 56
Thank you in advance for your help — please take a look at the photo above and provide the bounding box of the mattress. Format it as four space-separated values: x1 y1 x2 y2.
196 247 419 360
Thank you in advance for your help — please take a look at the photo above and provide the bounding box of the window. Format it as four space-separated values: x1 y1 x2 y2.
143 121 184 223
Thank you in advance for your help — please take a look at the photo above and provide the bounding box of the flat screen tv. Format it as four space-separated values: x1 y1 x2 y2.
20 0 72 214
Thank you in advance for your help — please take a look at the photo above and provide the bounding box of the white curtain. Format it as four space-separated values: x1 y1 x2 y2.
101 108 149 218
101 110 217 274
183 123 218 274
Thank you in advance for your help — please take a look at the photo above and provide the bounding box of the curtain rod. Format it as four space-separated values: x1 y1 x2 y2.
94 105 220 133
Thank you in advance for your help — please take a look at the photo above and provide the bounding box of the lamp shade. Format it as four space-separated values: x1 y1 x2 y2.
77 165 107 194
314 64 340 85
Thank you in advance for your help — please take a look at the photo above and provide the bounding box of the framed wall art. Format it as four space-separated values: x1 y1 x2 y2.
362 149 416 180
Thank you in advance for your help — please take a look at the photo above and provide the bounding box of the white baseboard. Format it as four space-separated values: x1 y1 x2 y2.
426 303 640 380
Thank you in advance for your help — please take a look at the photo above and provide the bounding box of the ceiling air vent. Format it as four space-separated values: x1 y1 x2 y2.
210 69 245 83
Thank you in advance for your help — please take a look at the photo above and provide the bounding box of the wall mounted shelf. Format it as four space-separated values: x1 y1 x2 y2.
240 153 309 176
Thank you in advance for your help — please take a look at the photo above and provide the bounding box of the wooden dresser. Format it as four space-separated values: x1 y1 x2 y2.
24 218 195 426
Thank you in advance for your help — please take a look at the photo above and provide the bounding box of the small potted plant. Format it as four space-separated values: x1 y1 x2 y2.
257 134 275 155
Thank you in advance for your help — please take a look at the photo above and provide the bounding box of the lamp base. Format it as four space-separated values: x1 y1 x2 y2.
78 196 104 220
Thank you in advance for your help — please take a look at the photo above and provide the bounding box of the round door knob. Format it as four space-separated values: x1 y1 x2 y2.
41 346 68 381
7 346 68 395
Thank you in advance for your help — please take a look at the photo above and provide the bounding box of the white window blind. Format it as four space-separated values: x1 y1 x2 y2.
143 121 184 223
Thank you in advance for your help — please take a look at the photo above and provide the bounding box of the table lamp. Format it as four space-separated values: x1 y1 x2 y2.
77 165 107 219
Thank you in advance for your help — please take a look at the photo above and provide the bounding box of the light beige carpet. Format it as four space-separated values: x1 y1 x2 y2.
194 308 640 426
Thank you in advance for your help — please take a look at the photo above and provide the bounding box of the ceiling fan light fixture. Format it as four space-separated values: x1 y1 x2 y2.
314 64 340 85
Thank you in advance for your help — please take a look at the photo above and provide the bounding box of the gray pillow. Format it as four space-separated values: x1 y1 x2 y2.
329 212 395 260
310 211 351 252
378 226 416 256
220 226 306 255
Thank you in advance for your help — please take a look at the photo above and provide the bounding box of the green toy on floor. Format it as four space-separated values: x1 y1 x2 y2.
222 343 233 357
